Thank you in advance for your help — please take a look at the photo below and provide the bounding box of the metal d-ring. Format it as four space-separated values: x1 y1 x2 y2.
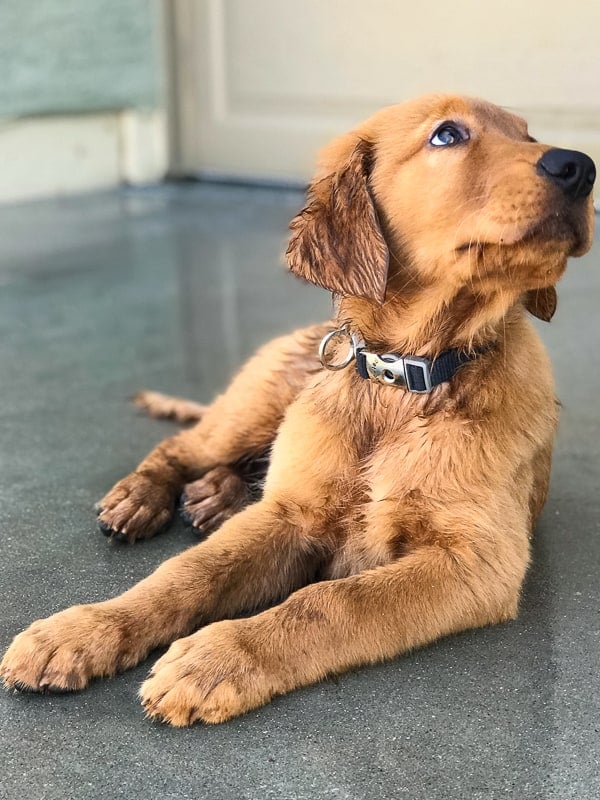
318 326 362 371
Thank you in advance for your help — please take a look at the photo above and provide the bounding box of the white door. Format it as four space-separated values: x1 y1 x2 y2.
167 0 600 183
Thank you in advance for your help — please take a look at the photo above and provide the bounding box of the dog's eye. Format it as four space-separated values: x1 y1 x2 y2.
430 123 469 148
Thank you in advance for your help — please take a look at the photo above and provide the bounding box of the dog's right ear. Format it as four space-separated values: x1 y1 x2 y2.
286 139 389 304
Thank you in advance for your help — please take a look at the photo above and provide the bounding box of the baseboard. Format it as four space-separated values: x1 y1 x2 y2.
0 109 168 205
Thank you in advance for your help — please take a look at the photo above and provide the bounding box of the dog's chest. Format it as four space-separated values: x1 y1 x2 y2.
323 375 464 501
325 373 452 462
324 369 433 430
325 408 464 578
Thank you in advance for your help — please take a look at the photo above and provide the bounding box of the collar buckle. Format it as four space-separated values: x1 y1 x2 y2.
363 352 433 393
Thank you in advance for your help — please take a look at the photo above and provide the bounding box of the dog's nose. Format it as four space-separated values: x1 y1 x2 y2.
537 148 596 199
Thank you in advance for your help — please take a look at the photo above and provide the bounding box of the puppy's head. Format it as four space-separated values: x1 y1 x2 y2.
286 95 596 322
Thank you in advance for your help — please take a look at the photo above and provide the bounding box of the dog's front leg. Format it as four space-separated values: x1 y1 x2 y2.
0 500 326 693
96 323 329 541
140 516 530 725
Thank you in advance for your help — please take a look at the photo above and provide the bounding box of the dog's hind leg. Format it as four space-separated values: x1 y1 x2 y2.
133 395 268 529
96 322 330 542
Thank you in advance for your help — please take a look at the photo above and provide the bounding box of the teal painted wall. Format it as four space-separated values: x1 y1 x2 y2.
0 0 163 117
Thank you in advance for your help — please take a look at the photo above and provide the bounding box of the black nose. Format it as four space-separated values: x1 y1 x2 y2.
537 148 596 199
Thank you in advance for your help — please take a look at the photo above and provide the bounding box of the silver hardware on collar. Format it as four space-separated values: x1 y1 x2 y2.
318 326 364 371
364 352 433 393
319 326 485 392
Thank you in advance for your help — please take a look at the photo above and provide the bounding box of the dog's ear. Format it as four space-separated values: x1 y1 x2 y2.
524 286 557 322
286 139 389 303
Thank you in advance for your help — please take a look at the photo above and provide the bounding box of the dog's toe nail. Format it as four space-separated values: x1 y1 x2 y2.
179 506 201 531
98 521 129 543
97 519 114 536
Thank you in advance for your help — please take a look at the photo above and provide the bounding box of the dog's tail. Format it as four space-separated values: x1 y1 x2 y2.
132 390 207 424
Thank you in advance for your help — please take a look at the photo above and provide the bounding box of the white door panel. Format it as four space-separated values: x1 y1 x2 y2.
168 0 600 182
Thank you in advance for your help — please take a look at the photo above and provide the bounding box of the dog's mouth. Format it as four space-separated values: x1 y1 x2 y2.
455 209 589 256
520 212 587 252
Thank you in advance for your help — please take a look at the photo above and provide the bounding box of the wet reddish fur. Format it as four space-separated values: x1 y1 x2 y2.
1 95 595 725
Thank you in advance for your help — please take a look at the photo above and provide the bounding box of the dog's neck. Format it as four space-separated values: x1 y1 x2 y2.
337 282 524 356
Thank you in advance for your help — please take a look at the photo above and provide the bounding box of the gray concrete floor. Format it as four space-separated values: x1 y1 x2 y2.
0 184 598 800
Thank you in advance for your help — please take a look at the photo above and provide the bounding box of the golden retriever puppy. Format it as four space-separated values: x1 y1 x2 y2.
1 94 595 726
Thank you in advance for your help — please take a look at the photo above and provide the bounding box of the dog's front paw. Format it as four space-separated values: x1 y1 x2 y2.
0 604 137 692
139 621 277 726
96 472 175 542
180 467 250 534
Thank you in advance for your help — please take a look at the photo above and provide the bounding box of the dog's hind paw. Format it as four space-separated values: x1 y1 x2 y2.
180 467 250 534
96 472 175 543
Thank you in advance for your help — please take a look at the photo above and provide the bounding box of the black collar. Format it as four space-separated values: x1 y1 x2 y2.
355 346 485 393
318 327 489 394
